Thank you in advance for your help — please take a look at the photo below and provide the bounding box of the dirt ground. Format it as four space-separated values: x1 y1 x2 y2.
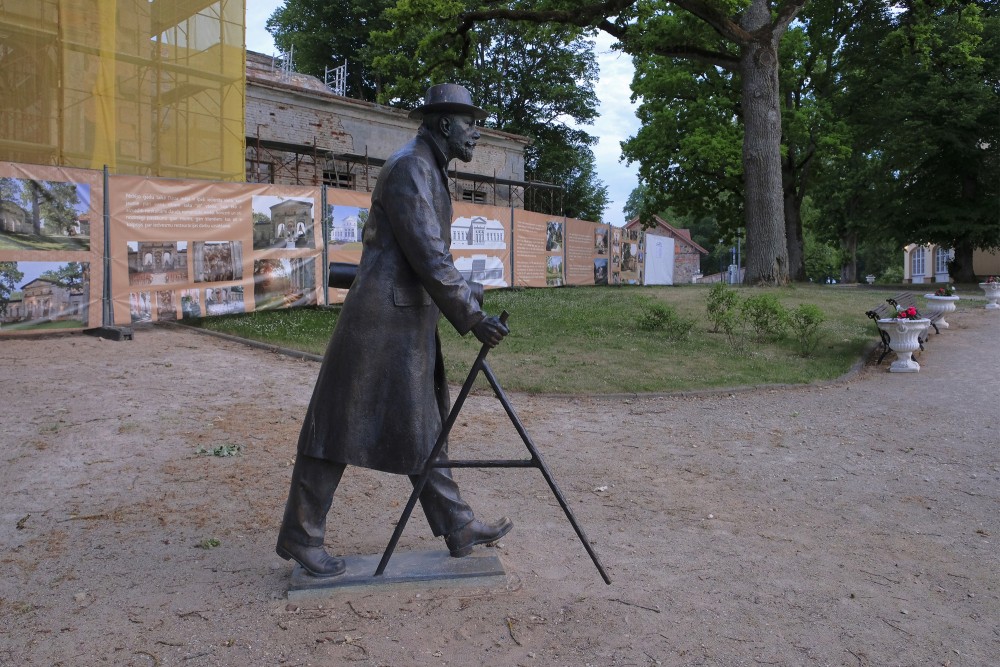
2 307 998 667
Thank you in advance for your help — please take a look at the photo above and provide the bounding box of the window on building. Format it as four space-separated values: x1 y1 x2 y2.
323 169 353 189
935 247 952 275
247 159 274 184
911 247 926 276
461 189 486 204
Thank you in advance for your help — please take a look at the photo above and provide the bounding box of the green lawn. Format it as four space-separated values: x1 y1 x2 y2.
2 319 88 332
187 284 978 394
0 232 91 251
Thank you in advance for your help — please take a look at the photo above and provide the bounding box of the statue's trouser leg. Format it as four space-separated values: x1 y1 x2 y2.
277 455 345 548
411 465 475 537
278 454 475 547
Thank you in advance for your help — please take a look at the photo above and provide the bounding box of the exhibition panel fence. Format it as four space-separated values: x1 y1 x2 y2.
1 161 646 336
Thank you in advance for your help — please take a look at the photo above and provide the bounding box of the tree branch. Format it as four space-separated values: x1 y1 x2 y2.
646 44 740 70
457 1 637 36
669 0 752 44
770 0 809 40
596 18 626 43
455 1 741 70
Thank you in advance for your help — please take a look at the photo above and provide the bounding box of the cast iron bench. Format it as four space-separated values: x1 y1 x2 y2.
887 292 941 335
865 293 931 365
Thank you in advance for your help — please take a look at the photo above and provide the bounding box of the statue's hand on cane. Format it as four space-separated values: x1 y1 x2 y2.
472 315 509 348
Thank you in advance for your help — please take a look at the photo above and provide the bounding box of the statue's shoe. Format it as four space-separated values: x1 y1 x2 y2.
276 541 346 577
445 517 513 558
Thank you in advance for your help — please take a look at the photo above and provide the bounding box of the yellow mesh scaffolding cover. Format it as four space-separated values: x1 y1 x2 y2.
0 0 245 182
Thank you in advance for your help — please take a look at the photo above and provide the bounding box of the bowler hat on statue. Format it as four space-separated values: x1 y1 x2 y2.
408 83 487 120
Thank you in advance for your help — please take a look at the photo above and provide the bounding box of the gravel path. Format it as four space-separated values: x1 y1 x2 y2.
1 307 998 666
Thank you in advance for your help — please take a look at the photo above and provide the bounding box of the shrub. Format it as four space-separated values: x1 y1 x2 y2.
719 308 750 355
740 293 789 341
706 283 740 333
788 303 826 357
637 302 695 341
878 267 904 284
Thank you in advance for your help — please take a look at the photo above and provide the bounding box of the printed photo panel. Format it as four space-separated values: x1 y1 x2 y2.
324 194 515 304
608 226 645 286
564 217 613 287
512 209 564 288
0 162 104 334
451 202 512 292
108 176 322 324
325 189 371 304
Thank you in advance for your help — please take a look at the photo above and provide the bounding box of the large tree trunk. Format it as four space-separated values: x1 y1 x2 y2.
780 90 805 282
783 182 806 282
840 232 857 283
951 240 977 283
951 175 981 283
740 0 789 286
28 181 42 236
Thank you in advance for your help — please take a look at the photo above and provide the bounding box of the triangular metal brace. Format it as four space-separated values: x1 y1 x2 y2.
375 311 611 584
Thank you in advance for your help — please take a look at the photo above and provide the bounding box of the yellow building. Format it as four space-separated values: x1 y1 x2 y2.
903 244 1000 283
0 0 245 181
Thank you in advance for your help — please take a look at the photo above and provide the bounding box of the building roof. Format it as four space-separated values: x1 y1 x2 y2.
245 50 531 146
269 199 313 212
21 277 59 289
21 277 81 294
624 215 709 255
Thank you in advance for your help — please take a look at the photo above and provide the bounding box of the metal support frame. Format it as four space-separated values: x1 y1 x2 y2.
375 312 611 585
246 131 328 185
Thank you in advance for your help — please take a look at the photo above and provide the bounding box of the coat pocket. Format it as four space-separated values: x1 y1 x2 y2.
392 285 432 307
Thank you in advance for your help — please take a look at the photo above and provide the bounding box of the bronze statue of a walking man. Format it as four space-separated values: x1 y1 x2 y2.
276 84 512 577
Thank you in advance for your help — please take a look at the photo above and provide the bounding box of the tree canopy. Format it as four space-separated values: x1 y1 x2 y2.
862 1 998 279
266 0 393 100
807 0 999 282
267 0 609 221
404 0 808 285
265 0 999 282
626 0 997 282
0 262 24 316
372 10 609 220
40 262 87 290
38 181 83 236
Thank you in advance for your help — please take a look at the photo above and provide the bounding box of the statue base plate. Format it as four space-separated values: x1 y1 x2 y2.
287 549 506 599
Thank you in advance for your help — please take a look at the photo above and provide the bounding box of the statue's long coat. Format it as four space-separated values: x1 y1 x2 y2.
296 130 484 474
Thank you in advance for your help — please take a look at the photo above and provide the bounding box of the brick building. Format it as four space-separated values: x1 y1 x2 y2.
244 52 534 208
624 215 708 285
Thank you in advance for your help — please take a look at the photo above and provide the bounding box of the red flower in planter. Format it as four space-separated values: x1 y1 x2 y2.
892 306 922 320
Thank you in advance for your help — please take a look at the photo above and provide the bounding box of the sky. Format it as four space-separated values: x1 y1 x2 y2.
14 262 69 289
244 4 640 226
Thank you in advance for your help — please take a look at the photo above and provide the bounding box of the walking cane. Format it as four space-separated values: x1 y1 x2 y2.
375 311 611 585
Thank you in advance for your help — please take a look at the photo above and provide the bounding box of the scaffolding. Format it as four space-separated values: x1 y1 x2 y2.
328 152 563 213
0 0 245 181
245 132 331 186
324 60 347 97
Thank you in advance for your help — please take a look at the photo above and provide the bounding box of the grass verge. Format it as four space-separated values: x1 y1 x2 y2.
186 284 977 394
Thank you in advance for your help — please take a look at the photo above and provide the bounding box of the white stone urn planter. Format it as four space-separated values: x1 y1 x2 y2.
979 282 1000 310
923 294 959 328
876 318 931 372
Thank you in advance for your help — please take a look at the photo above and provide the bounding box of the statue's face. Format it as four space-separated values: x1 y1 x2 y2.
444 114 480 163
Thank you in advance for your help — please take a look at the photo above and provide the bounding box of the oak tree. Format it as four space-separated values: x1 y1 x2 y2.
430 0 808 285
